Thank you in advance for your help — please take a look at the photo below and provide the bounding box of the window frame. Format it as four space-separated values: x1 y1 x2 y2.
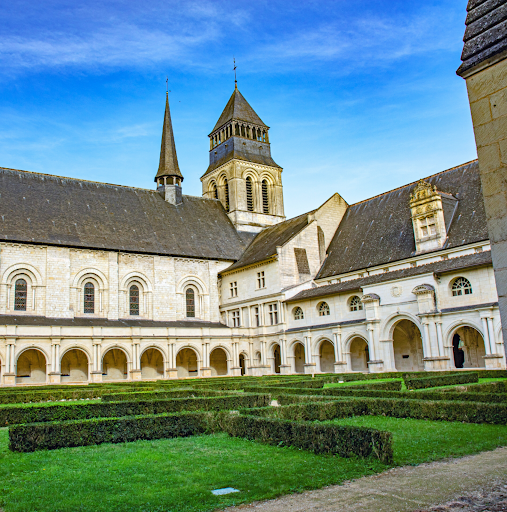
83 282 95 314
293 306 304 320
268 303 278 325
14 278 28 312
318 301 330 317
257 271 266 289
231 309 241 327
129 284 140 316
229 281 238 298
349 295 363 312
451 277 473 297
185 287 196 318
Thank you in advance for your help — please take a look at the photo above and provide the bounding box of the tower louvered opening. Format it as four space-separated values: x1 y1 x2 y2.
246 177 254 212
262 180 269 214
224 179 230 212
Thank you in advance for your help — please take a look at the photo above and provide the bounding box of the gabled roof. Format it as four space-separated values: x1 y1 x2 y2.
457 0 507 76
0 167 247 261
212 87 267 133
289 251 492 302
155 94 183 180
317 161 488 279
222 211 312 273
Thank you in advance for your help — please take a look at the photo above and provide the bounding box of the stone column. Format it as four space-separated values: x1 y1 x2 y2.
231 341 242 376
49 338 61 384
279 337 290 374
167 341 178 379
130 340 142 380
91 339 103 383
3 339 16 385
481 316 493 355
332 329 346 373
303 334 316 374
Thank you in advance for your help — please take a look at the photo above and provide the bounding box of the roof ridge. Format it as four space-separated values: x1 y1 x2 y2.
349 160 479 207
0 166 157 193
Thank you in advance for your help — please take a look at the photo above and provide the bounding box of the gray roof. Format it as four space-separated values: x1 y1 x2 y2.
317 161 488 279
155 94 183 180
0 167 246 261
211 87 268 133
222 211 312 273
289 251 492 302
0 315 227 328
457 0 507 76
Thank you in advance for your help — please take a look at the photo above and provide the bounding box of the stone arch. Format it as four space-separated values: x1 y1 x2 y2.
2 263 43 286
177 276 208 320
270 342 281 374
102 347 129 381
290 340 305 373
345 335 369 372
448 323 486 369
140 346 165 379
209 180 219 199
16 347 48 384
2 263 44 313
72 268 108 315
391 318 425 371
382 312 423 341
60 347 89 382
210 346 229 376
317 338 335 373
120 272 153 318
176 346 199 378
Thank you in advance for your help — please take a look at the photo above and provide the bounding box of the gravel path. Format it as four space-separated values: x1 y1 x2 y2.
220 447 507 512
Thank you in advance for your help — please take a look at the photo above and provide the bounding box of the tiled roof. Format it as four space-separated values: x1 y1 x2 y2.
317 161 488 279
457 0 507 76
0 167 247 261
0 315 227 328
221 211 312 273
288 251 492 302
211 87 267 133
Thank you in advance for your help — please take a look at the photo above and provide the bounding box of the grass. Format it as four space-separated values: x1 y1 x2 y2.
325 416 507 466
1 415 507 512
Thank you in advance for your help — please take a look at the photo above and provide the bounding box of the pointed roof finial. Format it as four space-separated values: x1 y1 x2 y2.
234 57 237 89
155 86 183 182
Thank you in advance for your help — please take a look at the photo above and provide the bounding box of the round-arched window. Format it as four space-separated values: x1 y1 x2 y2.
318 302 330 316
349 295 363 311
84 282 95 314
129 285 140 316
293 307 304 320
452 277 472 296
186 288 195 318
14 278 27 311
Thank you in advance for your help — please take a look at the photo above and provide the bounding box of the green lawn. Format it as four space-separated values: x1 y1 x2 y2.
1 415 507 512
325 416 507 465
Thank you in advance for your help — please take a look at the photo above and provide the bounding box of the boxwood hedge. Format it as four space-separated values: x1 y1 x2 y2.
403 372 479 390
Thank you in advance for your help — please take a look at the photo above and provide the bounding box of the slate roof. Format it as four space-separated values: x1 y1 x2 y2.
211 87 268 133
457 0 507 76
317 161 488 279
288 251 493 302
0 167 246 261
155 94 183 180
0 315 227 328
222 211 312 273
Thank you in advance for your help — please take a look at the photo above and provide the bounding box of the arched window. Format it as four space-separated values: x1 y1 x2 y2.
84 283 95 314
293 307 304 320
210 182 218 200
224 179 230 212
349 296 363 311
129 285 139 316
186 288 195 318
318 302 330 316
246 176 254 212
14 278 27 311
262 180 269 214
452 277 473 296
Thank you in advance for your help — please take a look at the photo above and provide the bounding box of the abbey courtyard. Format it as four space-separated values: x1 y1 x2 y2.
0 73 505 385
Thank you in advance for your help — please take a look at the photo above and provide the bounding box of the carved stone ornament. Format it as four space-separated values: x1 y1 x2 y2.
390 286 402 297
409 180 438 205
412 284 435 295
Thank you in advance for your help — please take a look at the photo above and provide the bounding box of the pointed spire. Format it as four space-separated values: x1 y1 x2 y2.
155 92 183 182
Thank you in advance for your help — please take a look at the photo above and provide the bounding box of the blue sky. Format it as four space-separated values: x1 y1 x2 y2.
0 0 475 219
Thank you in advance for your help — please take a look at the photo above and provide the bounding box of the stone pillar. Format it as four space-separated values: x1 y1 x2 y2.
167 341 179 379
481 316 493 355
3 338 16 385
457 11 507 364
130 341 142 380
303 334 316 374
91 339 103 383
279 337 290 374
231 341 242 376
333 329 346 373
49 338 61 384
200 339 211 378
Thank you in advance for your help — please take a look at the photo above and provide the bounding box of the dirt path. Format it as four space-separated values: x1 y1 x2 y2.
221 447 507 512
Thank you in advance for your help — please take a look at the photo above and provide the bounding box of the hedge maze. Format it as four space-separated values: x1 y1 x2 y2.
3 370 507 468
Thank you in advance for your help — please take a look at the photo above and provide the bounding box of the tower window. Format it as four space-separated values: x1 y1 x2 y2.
186 288 195 317
262 180 269 214
84 283 95 314
224 179 230 212
257 271 265 289
246 177 254 212
129 285 140 316
452 277 472 296
230 281 238 298
14 278 27 311
210 182 218 199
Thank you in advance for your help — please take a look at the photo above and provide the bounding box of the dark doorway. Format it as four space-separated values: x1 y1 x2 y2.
239 354 246 376
273 345 281 374
453 334 465 368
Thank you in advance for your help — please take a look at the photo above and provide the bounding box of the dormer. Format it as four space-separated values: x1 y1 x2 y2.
409 180 457 253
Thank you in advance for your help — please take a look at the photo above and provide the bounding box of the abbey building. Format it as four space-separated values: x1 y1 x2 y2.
0 84 505 385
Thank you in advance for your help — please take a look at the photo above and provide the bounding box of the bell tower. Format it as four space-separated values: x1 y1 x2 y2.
200 85 285 233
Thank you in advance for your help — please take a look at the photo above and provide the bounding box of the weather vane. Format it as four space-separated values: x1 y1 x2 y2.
234 58 237 88
166 76 169 95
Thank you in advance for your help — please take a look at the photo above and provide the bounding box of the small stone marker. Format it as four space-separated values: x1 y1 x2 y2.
211 487 240 496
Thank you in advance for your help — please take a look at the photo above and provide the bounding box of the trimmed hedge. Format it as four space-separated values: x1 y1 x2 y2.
100 388 236 402
213 412 393 464
403 372 479 390
441 380 507 393
0 394 270 426
267 396 507 424
9 412 208 452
